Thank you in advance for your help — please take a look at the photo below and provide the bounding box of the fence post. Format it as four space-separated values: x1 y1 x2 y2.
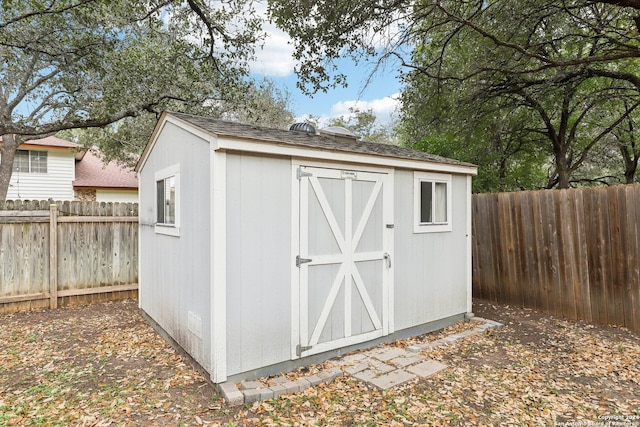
49 204 58 309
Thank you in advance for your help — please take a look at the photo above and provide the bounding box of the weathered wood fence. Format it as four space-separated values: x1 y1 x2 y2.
472 185 640 332
0 200 138 313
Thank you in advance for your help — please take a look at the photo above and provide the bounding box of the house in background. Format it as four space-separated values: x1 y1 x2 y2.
1 136 137 202
73 148 138 203
4 136 79 200
136 111 477 384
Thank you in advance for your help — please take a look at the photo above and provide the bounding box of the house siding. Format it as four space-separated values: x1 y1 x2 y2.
393 171 469 331
225 153 292 376
96 189 138 203
6 149 75 200
138 121 212 372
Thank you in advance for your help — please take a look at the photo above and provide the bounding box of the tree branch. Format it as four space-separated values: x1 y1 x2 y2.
571 99 640 170
518 90 560 150
7 63 61 112
592 0 640 10
586 68 640 90
0 97 177 136
569 175 622 185
0 0 96 29
431 2 640 76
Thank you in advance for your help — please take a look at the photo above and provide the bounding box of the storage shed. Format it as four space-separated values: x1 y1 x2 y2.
136 111 478 384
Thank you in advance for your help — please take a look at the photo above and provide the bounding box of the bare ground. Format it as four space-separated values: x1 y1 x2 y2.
0 299 639 426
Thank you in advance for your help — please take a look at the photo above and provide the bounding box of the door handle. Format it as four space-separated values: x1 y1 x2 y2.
383 253 391 269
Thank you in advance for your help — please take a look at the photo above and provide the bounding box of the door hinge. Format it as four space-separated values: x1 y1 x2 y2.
296 255 313 267
297 167 313 180
296 344 312 356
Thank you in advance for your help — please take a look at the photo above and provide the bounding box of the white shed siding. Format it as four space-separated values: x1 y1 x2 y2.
96 189 138 203
393 171 469 331
137 112 477 383
138 122 212 371
225 153 292 376
6 149 75 200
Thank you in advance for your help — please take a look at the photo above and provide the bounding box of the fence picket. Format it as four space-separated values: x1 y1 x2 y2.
599 188 616 326
556 190 576 320
571 189 591 322
521 191 538 311
610 187 626 327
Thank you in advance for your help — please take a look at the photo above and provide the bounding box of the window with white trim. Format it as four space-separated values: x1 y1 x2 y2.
13 150 47 173
414 172 452 233
157 176 176 224
155 164 180 236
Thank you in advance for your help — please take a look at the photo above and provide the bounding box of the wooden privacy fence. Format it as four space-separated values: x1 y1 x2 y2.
472 185 640 332
0 200 138 313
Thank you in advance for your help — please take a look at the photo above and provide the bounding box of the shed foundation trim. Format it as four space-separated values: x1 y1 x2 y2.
223 313 464 384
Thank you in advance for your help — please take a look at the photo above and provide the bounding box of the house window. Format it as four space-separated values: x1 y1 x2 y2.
13 150 47 173
155 164 180 236
414 172 452 233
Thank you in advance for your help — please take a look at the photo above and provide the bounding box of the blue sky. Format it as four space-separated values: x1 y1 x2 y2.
273 63 402 126
250 15 403 126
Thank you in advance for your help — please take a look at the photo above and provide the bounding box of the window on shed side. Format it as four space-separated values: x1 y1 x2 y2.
414 172 452 233
156 175 176 225
154 164 180 237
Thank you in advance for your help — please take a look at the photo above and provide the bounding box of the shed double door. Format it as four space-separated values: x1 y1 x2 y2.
296 165 393 358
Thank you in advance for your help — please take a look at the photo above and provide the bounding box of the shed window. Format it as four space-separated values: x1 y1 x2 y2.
13 150 47 173
157 176 176 225
414 172 452 233
155 164 180 236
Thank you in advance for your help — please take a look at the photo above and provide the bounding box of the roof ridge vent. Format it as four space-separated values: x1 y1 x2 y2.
318 126 358 143
289 122 317 134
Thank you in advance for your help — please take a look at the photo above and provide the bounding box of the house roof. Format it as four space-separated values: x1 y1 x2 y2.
24 136 80 149
73 148 138 190
0 135 79 149
165 111 476 169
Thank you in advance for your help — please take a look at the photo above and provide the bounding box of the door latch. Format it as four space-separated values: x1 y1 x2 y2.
383 253 391 269
296 255 313 267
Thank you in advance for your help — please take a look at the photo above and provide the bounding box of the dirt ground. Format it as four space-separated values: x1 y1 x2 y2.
0 298 639 426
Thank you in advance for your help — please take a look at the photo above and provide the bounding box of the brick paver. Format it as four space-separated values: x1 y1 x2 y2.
218 317 503 405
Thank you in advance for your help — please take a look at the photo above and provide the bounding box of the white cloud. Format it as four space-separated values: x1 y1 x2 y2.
248 2 297 77
161 2 296 77
329 94 401 125
251 24 296 77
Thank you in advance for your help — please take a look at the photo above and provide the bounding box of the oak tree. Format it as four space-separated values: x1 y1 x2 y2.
269 0 640 188
0 0 271 200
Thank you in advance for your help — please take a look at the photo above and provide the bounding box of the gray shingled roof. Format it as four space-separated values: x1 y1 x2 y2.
169 112 475 169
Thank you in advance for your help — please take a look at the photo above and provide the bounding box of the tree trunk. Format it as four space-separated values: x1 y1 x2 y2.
625 159 638 184
0 134 19 201
618 140 638 184
555 151 572 189
498 156 508 191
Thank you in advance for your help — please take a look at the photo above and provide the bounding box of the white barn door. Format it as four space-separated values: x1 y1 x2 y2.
295 165 393 358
